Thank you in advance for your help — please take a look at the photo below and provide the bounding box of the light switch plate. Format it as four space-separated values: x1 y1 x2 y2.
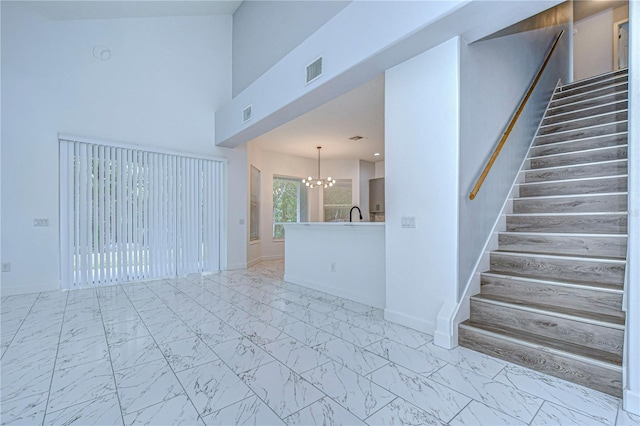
401 216 416 229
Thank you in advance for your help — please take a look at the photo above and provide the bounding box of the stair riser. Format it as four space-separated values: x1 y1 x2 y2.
519 176 627 197
549 84 628 108
490 253 625 285
542 102 628 127
506 214 628 234
470 300 623 356
538 111 627 136
480 274 624 317
553 76 628 99
531 134 627 157
498 234 627 258
547 91 628 116
458 327 622 397
525 160 627 182
535 122 628 146
513 194 627 214
530 146 627 169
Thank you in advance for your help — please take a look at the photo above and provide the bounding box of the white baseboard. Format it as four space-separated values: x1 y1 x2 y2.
384 308 435 335
1 281 59 297
225 262 247 271
248 255 284 268
284 273 384 309
247 258 261 268
624 388 640 416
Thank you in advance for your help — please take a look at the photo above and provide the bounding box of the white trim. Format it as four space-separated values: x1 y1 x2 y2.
624 389 640 416
58 133 228 164
613 18 629 70
248 254 285 268
2 281 58 297
225 262 248 271
384 308 435 335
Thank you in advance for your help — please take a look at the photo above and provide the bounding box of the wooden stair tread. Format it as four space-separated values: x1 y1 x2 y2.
460 319 623 367
482 270 624 293
491 249 626 262
471 293 625 326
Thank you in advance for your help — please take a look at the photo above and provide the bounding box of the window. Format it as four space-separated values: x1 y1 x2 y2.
273 176 308 239
250 166 260 241
59 138 224 288
324 179 352 222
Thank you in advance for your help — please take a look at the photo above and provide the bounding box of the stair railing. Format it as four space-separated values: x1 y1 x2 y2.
469 30 565 200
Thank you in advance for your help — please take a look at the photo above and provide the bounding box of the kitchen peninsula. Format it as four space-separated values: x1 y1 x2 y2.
283 222 385 309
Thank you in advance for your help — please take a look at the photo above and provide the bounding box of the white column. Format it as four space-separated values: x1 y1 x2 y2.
384 37 460 336
623 0 640 416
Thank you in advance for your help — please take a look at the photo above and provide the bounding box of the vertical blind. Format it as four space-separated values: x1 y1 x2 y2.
59 138 225 289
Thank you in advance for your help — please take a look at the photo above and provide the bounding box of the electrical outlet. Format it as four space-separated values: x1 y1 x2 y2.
1 262 10 272
401 216 416 229
239 219 245 225
331 262 336 273
34 218 50 227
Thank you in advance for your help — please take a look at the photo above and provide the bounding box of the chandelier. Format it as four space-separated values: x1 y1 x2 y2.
302 146 336 189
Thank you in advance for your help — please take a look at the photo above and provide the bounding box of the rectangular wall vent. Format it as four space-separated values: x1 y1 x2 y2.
306 56 323 85
242 105 252 123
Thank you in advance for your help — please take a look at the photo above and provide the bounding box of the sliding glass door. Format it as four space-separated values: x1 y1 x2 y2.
59 137 225 289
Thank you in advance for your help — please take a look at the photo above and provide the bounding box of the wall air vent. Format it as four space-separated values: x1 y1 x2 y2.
306 56 323 85
242 105 252 124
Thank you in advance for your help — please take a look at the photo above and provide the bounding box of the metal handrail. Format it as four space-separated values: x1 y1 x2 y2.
469 30 565 200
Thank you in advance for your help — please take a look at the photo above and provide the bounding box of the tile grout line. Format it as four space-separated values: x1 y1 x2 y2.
96 285 128 425
0 294 40 361
41 290 70 425
120 282 204 423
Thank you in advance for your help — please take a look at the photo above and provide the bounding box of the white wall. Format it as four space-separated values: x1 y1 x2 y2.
574 8 614 80
374 161 385 178
384 37 460 334
1 4 246 295
574 5 629 80
232 0 349 96
458 23 572 299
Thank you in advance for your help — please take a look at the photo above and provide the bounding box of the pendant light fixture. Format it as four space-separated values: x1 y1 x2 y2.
302 146 336 189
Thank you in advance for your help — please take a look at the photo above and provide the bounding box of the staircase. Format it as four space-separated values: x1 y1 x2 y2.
459 68 628 398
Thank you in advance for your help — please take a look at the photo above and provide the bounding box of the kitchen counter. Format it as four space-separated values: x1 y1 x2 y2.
283 222 385 309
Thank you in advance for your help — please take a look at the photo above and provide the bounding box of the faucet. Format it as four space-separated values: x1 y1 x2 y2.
349 206 363 222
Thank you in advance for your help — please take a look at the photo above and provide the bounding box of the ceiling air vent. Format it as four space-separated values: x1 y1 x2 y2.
242 105 252 124
306 56 323 85
349 136 365 142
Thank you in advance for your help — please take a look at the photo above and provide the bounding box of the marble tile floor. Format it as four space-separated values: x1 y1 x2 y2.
1 260 638 425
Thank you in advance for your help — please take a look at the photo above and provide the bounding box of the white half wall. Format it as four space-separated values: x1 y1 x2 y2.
384 37 460 335
284 223 385 309
1 4 246 295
